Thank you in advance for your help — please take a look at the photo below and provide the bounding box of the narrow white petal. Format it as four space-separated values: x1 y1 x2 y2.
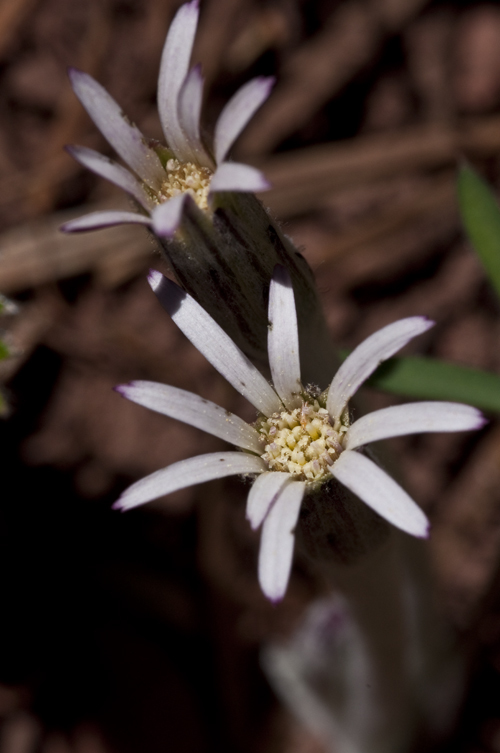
148 272 282 417
210 162 270 194
258 481 305 602
157 0 199 161
66 145 154 210
327 317 434 422
268 266 302 409
345 402 486 451
69 69 164 189
61 211 151 232
246 471 292 530
151 194 187 237
114 451 266 511
214 76 275 164
117 380 262 453
331 450 429 537
177 65 212 168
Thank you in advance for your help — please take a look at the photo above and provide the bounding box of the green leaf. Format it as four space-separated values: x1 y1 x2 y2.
0 340 10 360
365 355 500 413
458 163 500 299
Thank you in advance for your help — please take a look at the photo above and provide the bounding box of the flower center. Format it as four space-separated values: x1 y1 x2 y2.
256 398 347 482
156 158 213 210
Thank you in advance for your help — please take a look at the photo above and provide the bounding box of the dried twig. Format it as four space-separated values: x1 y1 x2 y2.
431 424 500 628
0 0 39 58
238 0 431 156
0 205 150 293
26 1 111 216
317 172 456 262
258 115 500 217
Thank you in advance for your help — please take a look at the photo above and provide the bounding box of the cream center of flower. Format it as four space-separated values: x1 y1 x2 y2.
156 158 213 210
256 399 347 482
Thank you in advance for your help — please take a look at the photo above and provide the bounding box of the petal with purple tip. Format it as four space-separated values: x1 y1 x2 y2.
61 211 151 233
114 451 266 512
148 273 282 417
151 194 187 237
66 145 154 210
331 450 429 538
258 480 305 602
327 317 434 422
345 402 486 451
268 266 302 409
68 69 164 189
157 0 199 161
210 162 270 193
118 380 262 453
214 76 275 164
246 471 292 530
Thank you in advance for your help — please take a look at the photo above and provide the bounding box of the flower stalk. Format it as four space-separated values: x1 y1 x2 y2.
156 190 337 378
265 533 464 753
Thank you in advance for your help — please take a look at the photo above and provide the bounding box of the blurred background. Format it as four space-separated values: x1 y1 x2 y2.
2 0 500 750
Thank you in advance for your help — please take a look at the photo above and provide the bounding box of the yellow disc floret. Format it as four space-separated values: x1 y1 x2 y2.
156 158 212 210
256 397 348 482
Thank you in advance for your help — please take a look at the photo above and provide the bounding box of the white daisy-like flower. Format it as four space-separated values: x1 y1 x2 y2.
61 0 272 238
114 266 485 602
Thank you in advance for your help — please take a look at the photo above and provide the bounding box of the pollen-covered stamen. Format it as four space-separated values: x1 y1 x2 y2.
256 398 348 482
156 158 213 210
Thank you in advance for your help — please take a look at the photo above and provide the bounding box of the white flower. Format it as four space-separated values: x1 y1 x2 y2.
61 0 272 238
114 266 485 602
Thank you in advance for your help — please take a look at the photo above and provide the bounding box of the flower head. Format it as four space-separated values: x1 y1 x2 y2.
61 0 273 238
114 266 485 602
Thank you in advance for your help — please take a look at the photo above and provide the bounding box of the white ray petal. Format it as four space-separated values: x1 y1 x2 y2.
61 211 151 233
177 64 212 168
210 162 270 194
214 76 275 164
327 317 434 422
258 480 305 602
66 145 154 210
345 402 486 451
151 194 187 237
331 450 429 537
268 266 302 409
148 272 282 417
158 0 199 161
68 69 164 189
246 471 292 530
114 451 266 511
117 380 262 453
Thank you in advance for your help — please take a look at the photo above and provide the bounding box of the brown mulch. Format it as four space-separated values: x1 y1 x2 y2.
2 0 500 752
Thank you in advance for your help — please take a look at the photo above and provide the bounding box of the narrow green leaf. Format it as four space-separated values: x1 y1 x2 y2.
0 340 10 360
365 355 500 413
458 163 500 299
